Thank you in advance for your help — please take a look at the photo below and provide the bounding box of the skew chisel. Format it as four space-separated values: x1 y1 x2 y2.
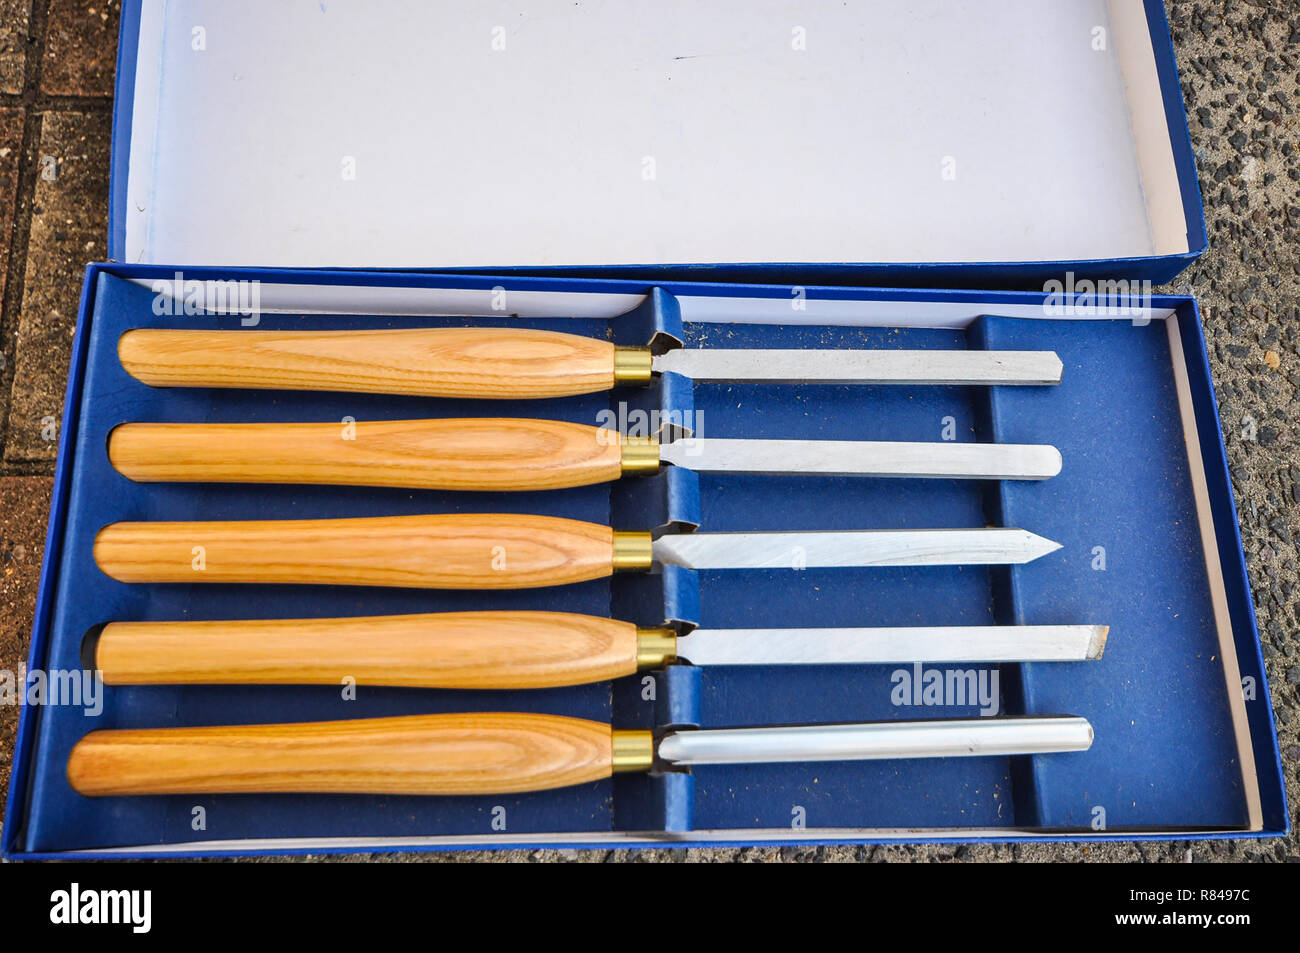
66 712 1095 796
91 611 1110 688
92 514 1062 589
107 418 1063 489
117 327 1064 399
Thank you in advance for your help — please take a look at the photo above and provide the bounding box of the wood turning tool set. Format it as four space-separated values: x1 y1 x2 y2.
68 326 1101 798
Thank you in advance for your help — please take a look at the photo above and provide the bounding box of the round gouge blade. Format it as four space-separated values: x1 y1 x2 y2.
656 716 1094 765
659 438 1063 480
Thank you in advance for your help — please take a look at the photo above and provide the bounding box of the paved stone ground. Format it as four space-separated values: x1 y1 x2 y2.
0 0 1296 862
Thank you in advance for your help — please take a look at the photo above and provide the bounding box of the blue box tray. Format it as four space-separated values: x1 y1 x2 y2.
3 267 1285 856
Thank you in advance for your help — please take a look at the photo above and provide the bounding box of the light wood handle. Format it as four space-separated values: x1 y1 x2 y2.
118 327 624 399
67 712 616 796
108 418 630 491
96 611 642 689
94 514 629 589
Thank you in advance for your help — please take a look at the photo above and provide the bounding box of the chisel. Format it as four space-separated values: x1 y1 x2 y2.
107 418 1063 489
117 327 1063 398
91 611 1109 688
92 514 1062 589
66 712 1095 796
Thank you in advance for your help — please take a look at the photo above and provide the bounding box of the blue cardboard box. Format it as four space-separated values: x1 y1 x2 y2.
2 270 1286 856
2 1 1283 857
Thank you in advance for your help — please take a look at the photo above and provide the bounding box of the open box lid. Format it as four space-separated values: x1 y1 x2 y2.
110 0 1207 286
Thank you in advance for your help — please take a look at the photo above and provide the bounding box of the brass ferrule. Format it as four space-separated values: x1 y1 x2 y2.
613 346 654 385
611 730 655 773
611 531 654 572
619 436 661 476
635 628 678 669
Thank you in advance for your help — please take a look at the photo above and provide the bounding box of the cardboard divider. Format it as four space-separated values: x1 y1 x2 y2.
1171 311 1286 835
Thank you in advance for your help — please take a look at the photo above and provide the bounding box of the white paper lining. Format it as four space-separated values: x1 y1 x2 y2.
121 0 1189 268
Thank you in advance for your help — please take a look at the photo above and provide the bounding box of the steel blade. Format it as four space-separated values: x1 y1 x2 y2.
656 716 1094 765
653 349 1063 385
651 528 1061 569
658 438 1062 480
677 625 1108 665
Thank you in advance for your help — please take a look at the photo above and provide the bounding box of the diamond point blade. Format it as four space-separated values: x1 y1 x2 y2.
650 527 1062 569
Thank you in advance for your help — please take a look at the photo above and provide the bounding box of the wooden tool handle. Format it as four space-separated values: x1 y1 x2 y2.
67 712 616 796
94 514 632 590
96 611 642 688
118 327 626 399
109 418 631 491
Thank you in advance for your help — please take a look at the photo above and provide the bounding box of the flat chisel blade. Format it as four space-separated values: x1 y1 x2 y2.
677 624 1108 665
652 528 1061 569
653 349 1063 385
659 438 1062 480
656 715 1094 765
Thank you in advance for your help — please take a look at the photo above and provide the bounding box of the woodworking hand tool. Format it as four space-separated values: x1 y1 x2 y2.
92 514 1062 589
117 327 1063 398
67 712 1094 796
91 611 1109 689
108 418 1063 489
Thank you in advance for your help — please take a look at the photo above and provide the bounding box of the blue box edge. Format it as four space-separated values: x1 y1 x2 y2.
2 264 102 859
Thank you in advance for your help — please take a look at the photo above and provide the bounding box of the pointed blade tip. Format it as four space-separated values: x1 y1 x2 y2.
1018 530 1063 563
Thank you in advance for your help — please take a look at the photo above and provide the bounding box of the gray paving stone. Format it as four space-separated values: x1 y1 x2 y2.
4 109 109 465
